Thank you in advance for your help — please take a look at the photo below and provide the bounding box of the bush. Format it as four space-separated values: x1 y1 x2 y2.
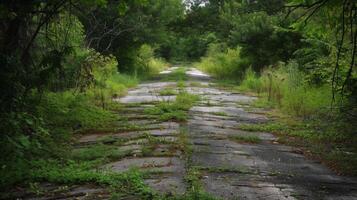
196 43 249 80
38 92 117 131
0 52 138 190
134 44 168 77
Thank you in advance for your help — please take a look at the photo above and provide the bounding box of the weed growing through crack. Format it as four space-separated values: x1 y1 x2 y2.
164 67 187 81
212 112 228 116
159 88 178 96
28 160 154 199
144 92 199 122
177 81 186 89
189 82 203 87
229 135 262 144
71 144 129 161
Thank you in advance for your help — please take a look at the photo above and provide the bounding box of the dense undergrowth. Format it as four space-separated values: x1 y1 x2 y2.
197 44 248 80
0 58 166 191
0 40 167 195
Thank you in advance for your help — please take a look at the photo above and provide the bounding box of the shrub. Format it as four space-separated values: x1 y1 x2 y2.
134 44 168 77
196 43 249 80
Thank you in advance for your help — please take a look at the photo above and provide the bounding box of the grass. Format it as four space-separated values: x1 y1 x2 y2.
70 144 129 161
229 135 262 144
144 91 199 122
177 81 186 89
163 67 187 81
182 167 219 200
177 128 192 155
192 166 252 174
158 88 178 96
212 112 228 116
189 82 203 87
140 132 176 157
26 160 154 199
196 44 247 80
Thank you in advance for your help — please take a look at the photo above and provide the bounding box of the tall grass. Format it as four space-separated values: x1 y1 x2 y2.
134 44 168 78
240 61 333 118
239 67 262 93
196 43 249 80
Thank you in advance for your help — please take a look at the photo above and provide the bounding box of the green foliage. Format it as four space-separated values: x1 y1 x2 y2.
0 88 121 189
134 44 168 77
29 160 153 198
181 168 219 200
239 61 333 118
239 67 262 92
0 19 140 189
164 67 188 81
145 92 199 122
229 135 262 144
197 44 249 80
38 92 117 130
159 88 178 96
84 0 184 71
212 112 228 116
221 4 302 70
177 81 186 88
71 144 128 161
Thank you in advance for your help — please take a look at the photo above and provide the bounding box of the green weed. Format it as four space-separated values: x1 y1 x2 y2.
212 112 228 116
193 166 252 174
71 144 128 161
238 67 262 93
177 81 186 88
158 88 178 96
189 82 203 87
144 92 199 122
29 160 153 198
196 44 248 80
182 168 219 200
175 128 192 156
229 135 262 144
164 67 187 81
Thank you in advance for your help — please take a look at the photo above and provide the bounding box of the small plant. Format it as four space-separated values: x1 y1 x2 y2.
229 135 262 144
175 128 192 156
193 166 252 174
29 160 154 198
238 67 262 93
189 82 203 87
212 112 228 116
144 92 199 122
183 167 219 200
238 122 289 133
71 144 128 162
158 88 178 96
196 44 248 80
164 67 187 81
177 81 186 88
